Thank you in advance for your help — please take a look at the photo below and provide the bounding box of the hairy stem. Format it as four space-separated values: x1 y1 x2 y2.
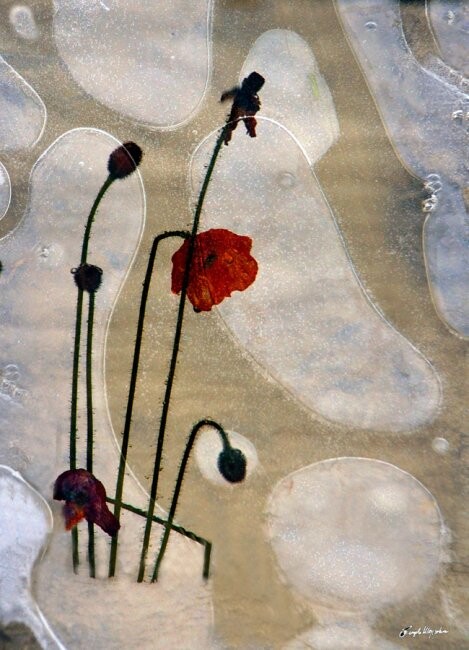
86 291 96 578
137 127 227 582
108 230 190 578
151 419 228 582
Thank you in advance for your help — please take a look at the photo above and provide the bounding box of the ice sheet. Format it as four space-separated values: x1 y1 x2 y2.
336 0 469 337
53 0 212 127
191 121 441 431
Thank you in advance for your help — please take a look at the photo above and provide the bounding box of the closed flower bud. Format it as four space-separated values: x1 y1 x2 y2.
217 447 247 483
71 263 103 293
107 141 143 179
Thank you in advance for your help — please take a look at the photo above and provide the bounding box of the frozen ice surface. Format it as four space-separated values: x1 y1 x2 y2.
0 161 12 220
239 30 339 164
336 0 469 337
53 0 212 127
428 0 469 78
9 5 39 41
195 425 258 487
267 458 444 647
0 128 215 648
0 466 65 649
0 57 46 150
191 122 440 431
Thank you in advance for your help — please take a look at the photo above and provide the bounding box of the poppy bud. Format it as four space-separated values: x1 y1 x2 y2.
217 447 247 483
107 141 143 179
71 263 103 293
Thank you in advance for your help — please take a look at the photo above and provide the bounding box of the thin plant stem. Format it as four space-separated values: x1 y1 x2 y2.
86 290 96 578
108 230 190 578
69 174 114 572
137 126 227 582
151 419 228 582
106 496 211 577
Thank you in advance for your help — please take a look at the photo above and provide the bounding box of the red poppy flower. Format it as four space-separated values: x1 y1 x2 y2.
54 469 120 537
171 229 258 312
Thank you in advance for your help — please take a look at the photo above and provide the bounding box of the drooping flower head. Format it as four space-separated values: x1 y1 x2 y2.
54 469 120 537
71 263 103 293
218 447 247 483
171 228 258 312
107 141 143 179
221 71 265 145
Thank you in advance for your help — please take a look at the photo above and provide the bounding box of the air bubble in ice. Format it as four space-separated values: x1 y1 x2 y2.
365 21 377 30
446 11 455 25
432 437 450 454
9 5 39 41
278 172 296 189
452 109 464 121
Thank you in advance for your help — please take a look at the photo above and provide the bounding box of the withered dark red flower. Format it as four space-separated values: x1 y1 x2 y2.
220 71 265 145
107 141 143 179
54 469 120 537
171 228 258 312
218 447 247 483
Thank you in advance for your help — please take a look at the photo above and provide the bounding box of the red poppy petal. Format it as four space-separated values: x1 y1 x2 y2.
63 502 85 530
86 502 120 537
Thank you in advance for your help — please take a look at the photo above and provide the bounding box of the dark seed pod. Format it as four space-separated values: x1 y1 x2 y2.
71 263 103 293
217 447 247 483
107 141 143 179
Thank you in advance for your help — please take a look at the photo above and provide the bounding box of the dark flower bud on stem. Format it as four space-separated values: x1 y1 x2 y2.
107 141 143 179
71 263 103 293
217 447 247 483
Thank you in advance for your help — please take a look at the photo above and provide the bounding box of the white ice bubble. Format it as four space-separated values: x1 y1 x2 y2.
191 122 441 431
267 458 444 612
239 30 340 164
9 5 39 41
0 465 65 649
336 0 469 337
0 57 46 150
0 161 12 220
53 0 212 127
195 425 258 486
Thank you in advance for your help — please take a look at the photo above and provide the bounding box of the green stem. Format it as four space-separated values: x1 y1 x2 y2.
137 127 227 583
86 290 96 578
108 230 190 578
69 174 114 572
151 419 228 582
106 497 211 578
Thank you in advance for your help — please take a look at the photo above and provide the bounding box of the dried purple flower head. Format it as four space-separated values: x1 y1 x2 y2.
71 263 103 293
54 468 120 537
107 141 143 179
217 447 247 483
220 71 265 145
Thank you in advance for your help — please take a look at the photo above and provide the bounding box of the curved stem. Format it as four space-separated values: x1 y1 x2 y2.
81 175 114 264
151 419 228 582
137 126 227 582
69 174 114 572
108 230 190 578
86 291 96 578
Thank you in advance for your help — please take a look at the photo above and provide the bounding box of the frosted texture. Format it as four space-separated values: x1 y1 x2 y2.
53 0 212 127
337 0 469 337
428 0 469 77
191 122 440 431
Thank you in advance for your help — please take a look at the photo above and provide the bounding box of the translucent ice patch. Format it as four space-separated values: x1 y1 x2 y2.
0 128 215 647
267 458 445 648
0 57 46 150
428 0 469 78
9 5 39 41
191 123 440 431
0 466 65 649
0 161 12 220
239 29 339 163
336 0 469 337
53 0 212 127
